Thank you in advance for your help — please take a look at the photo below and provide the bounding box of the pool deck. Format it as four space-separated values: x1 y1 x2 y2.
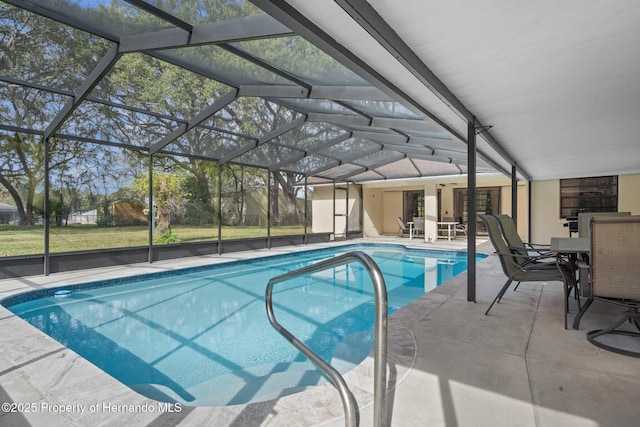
1 236 639 426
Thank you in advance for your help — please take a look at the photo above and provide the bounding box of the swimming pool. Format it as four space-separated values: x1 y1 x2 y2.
4 243 485 407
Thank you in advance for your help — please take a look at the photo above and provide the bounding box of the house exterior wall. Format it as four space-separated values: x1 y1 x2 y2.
311 186 334 233
313 172 639 244
424 182 438 241
530 173 640 243
358 175 519 241
619 174 640 214
382 191 403 234
310 184 361 235
363 188 383 236
346 186 362 233
440 186 455 219
498 181 529 240
530 180 564 243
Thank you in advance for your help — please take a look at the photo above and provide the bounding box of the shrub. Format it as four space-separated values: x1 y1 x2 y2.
97 212 118 227
154 231 181 244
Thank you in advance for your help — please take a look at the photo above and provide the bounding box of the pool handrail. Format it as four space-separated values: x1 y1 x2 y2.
265 251 388 427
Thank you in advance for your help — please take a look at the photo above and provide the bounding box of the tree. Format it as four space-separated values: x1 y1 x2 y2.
0 132 43 225
1 0 349 231
134 170 188 235
153 173 187 234
0 5 111 225
92 12 331 228
182 160 217 225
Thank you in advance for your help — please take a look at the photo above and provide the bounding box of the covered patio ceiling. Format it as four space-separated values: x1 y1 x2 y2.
3 1 639 184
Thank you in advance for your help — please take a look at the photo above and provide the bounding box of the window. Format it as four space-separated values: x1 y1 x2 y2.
403 191 424 222
453 187 502 222
453 187 501 234
560 176 618 218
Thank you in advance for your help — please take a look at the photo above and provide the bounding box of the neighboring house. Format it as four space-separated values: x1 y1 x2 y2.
111 200 147 225
220 187 267 226
67 209 98 225
68 201 147 226
221 186 309 226
0 202 18 224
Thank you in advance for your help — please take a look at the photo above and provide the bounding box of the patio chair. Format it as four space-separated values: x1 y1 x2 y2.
480 214 577 328
494 214 553 258
577 211 630 238
493 214 573 293
412 217 424 237
454 222 468 237
396 217 409 236
572 216 640 357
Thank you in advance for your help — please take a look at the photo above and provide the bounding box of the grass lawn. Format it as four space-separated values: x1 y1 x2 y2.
0 224 306 257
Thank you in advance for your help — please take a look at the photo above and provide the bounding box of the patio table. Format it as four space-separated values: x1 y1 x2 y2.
550 237 590 328
437 221 459 241
551 236 591 298
550 237 589 255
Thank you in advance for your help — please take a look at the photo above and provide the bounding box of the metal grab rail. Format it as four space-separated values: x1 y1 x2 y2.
265 251 388 427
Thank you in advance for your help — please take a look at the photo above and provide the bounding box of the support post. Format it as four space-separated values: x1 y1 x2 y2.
528 180 533 242
333 182 336 239
148 153 154 263
345 183 350 239
267 171 271 249
304 175 308 243
43 136 50 276
217 164 222 255
467 118 477 302
512 162 518 225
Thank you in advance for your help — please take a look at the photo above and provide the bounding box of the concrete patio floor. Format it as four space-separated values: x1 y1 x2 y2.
1 237 639 426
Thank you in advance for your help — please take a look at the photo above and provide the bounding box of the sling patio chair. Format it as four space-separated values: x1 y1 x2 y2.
577 211 631 238
396 217 409 237
493 214 578 295
480 214 578 328
494 214 554 258
412 217 425 237
572 216 640 357
454 222 468 237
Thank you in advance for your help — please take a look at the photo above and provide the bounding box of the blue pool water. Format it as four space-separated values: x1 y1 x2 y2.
4 244 485 406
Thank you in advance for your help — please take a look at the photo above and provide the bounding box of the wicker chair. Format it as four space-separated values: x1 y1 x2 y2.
572 216 640 357
480 214 577 328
